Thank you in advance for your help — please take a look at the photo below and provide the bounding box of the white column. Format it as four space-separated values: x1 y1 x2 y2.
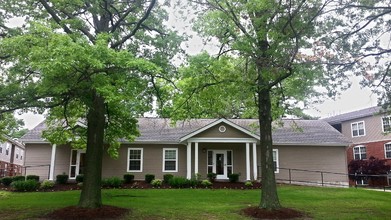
252 143 258 180
186 142 192 179
246 143 250 180
49 144 57 180
194 142 199 175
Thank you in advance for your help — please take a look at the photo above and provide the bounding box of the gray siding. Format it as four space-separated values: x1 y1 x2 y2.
24 144 52 180
195 123 252 139
341 114 391 144
274 145 348 185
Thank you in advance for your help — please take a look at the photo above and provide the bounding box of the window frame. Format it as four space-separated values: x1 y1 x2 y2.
5 143 10 156
351 121 365 137
382 116 391 133
162 148 178 172
273 149 279 173
353 145 367 160
384 142 391 159
127 148 143 172
0 143 3 154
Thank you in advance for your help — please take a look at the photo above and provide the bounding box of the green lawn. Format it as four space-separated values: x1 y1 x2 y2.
0 186 390 219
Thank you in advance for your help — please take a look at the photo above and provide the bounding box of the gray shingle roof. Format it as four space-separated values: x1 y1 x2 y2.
322 106 383 125
20 118 351 146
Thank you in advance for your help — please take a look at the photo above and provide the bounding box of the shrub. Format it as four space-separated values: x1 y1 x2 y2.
1 177 13 186
26 175 40 182
168 176 189 188
228 173 240 183
188 178 200 187
76 174 84 183
123 174 134 184
145 174 155 183
11 180 39 192
163 174 174 183
101 177 122 188
207 173 217 182
40 180 55 190
56 173 69 184
244 181 253 187
12 176 25 182
151 179 162 187
201 179 212 187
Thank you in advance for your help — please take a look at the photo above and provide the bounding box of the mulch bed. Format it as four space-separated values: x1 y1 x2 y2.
45 205 129 220
242 207 306 219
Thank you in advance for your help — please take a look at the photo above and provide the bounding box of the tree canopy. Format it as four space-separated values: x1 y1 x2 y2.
0 0 182 208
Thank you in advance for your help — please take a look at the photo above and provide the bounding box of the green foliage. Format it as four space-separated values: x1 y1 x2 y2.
163 174 174 183
151 179 162 187
201 179 212 187
228 173 240 183
40 180 55 190
11 180 39 192
101 177 122 188
244 181 253 187
207 173 217 182
75 174 83 183
12 176 25 182
123 174 134 184
26 175 39 182
1 177 13 186
0 112 27 138
168 176 189 188
56 173 68 184
145 174 155 184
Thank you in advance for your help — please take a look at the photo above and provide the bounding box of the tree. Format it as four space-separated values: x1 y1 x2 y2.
170 0 335 210
0 0 182 208
0 112 28 139
320 1 391 105
348 157 391 186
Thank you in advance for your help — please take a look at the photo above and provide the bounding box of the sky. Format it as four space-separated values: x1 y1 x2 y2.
8 4 379 130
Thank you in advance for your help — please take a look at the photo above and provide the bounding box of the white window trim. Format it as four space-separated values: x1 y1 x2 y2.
5 143 10 156
382 116 391 133
351 121 366 137
162 148 178 172
384 142 391 159
353 145 366 160
127 148 143 172
273 149 279 174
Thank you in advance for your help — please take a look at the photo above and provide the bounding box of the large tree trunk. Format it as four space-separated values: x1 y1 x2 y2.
78 91 105 208
258 88 281 210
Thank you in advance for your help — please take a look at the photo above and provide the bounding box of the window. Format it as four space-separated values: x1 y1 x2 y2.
20 150 23 160
385 143 391 159
351 121 365 137
0 143 3 154
16 148 19 159
127 148 143 172
5 143 10 156
382 116 391 132
273 149 279 173
163 148 178 172
353 145 367 160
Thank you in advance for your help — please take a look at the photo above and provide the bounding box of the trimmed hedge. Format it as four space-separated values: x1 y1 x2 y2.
101 177 122 188
1 177 13 186
163 174 174 183
168 176 189 188
26 175 40 182
123 174 134 184
56 173 69 184
76 174 84 183
228 173 240 183
12 176 25 182
11 180 39 192
145 174 155 183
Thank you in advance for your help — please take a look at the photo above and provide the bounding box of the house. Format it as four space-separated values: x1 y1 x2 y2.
323 106 391 185
20 118 350 186
0 136 25 177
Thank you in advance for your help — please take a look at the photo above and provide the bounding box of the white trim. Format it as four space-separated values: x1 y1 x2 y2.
273 149 279 173
351 121 366 137
382 116 391 133
252 143 257 180
127 148 143 172
246 143 250 180
180 118 260 142
163 148 178 173
186 143 191 179
187 138 257 143
194 142 199 174
275 142 350 147
353 145 366 160
384 142 391 159
49 144 56 180
69 149 86 179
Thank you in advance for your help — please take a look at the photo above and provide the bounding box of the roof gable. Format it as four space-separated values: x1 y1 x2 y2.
180 119 259 142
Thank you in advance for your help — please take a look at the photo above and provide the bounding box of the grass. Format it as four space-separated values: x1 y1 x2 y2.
0 185 390 219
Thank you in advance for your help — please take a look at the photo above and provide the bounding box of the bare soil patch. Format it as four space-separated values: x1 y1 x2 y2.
241 206 306 219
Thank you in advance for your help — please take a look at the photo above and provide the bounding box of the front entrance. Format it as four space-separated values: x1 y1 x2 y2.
207 150 233 179
69 149 86 179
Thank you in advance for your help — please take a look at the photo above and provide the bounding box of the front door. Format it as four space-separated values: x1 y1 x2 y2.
208 150 233 180
69 149 86 179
